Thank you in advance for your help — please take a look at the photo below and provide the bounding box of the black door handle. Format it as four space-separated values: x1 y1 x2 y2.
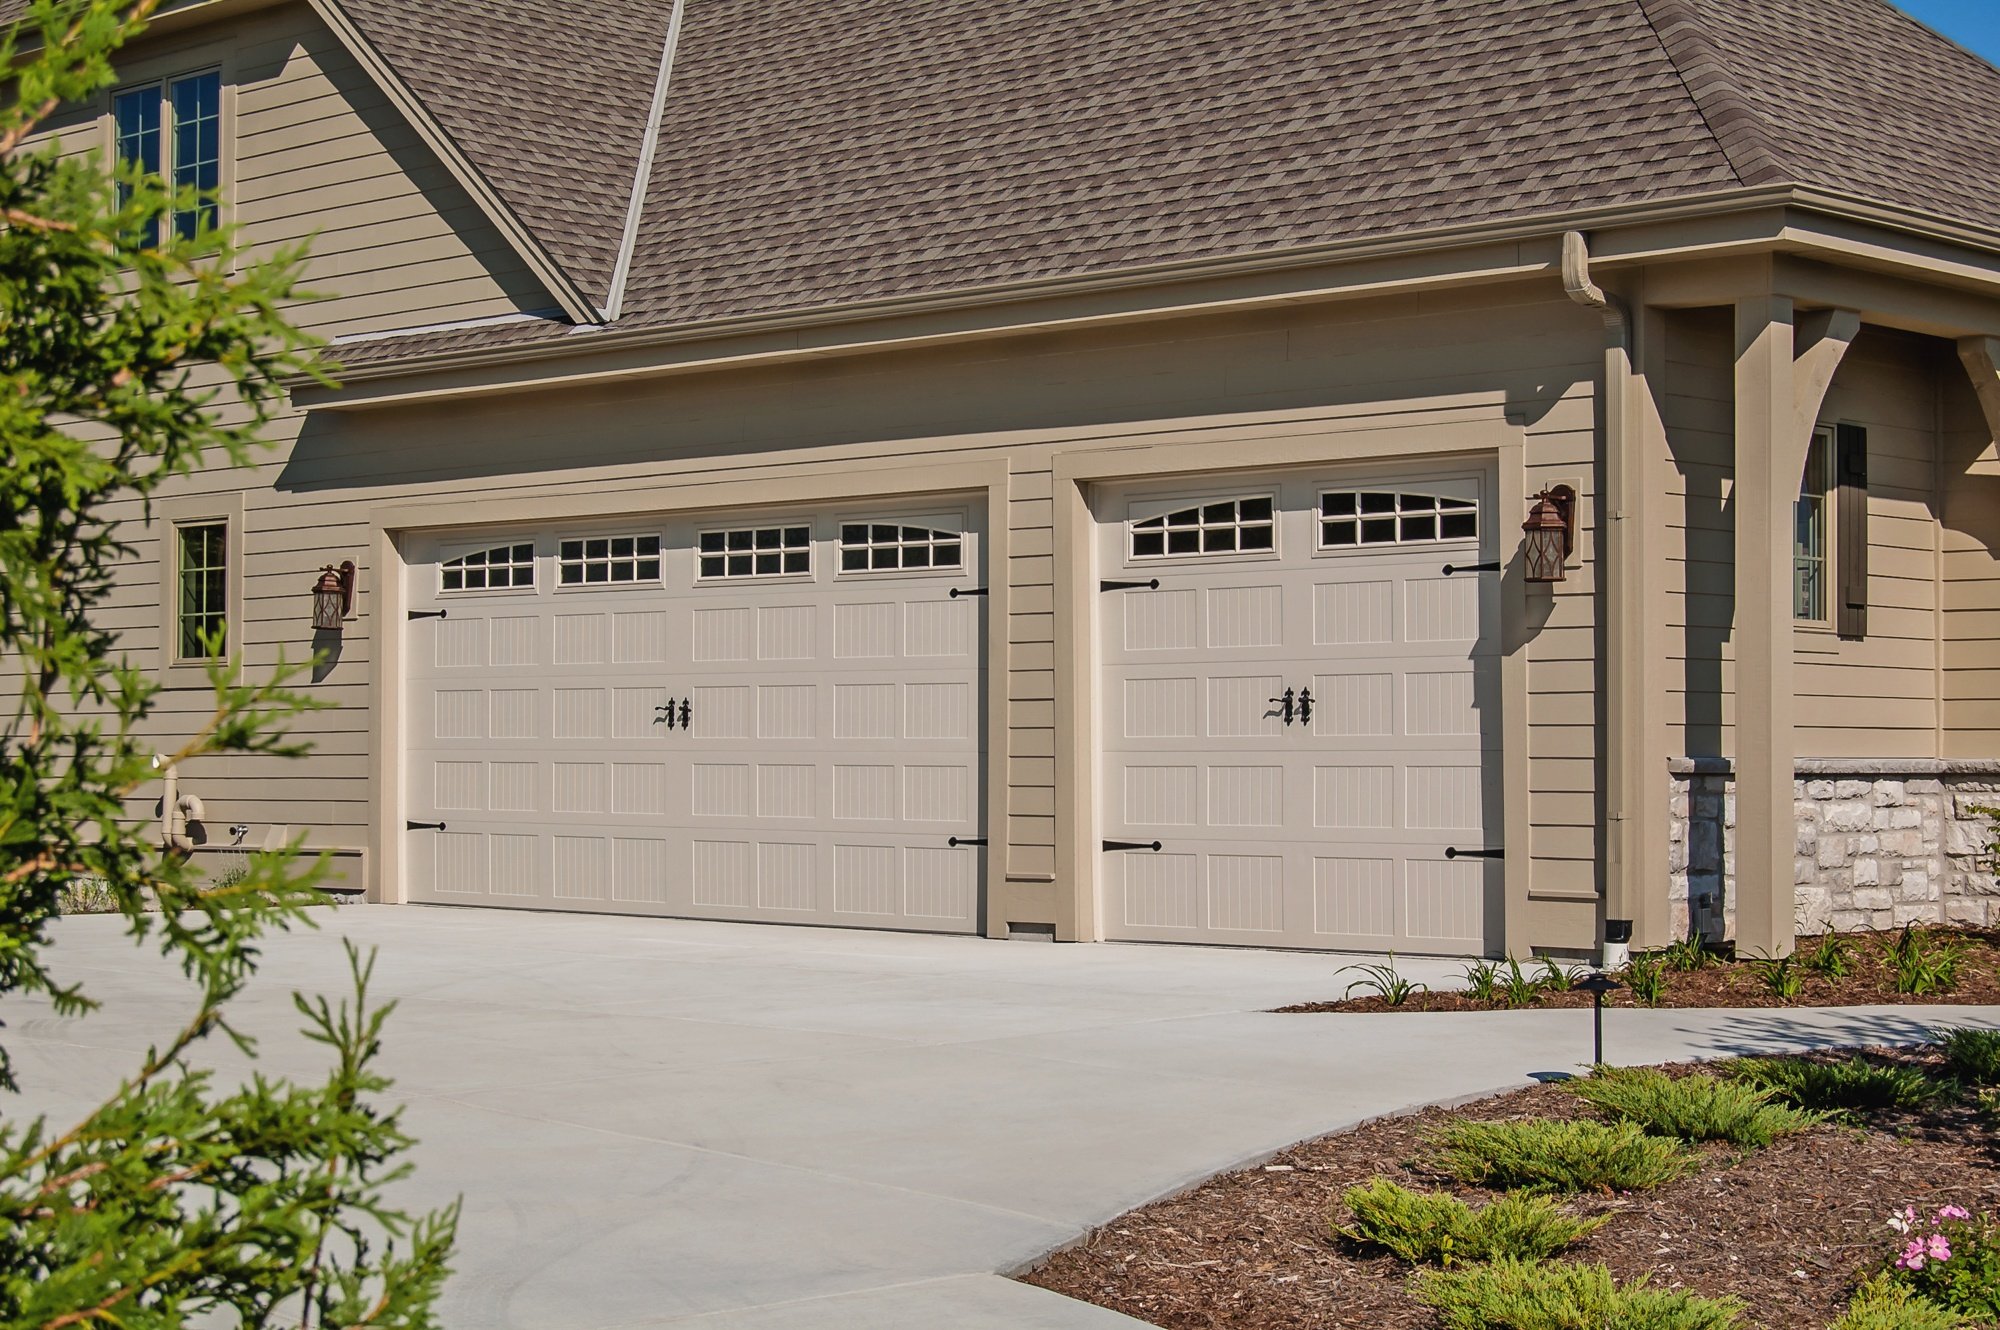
1103 839 1163 852
655 699 677 729
1270 687 1295 725
405 820 447 832
1099 578 1161 592
678 698 692 730
1446 847 1504 860
1297 687 1313 726
948 836 988 848
407 609 447 621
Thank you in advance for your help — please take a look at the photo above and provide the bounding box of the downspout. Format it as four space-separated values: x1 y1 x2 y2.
1561 231 1638 966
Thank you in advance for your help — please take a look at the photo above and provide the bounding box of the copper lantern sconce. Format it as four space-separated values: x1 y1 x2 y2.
1522 484 1577 584
311 562 356 631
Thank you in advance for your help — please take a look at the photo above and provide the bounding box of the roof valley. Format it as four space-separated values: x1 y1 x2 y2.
1636 0 1795 187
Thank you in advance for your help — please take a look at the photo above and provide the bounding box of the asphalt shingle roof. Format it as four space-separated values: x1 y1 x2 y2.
17 0 2000 370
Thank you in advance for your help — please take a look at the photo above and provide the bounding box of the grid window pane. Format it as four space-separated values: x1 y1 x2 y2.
837 520 963 574
114 86 162 247
1319 490 1481 549
176 523 227 659
442 542 536 593
1129 497 1275 560
169 72 220 239
1795 432 1831 621
557 533 660 588
700 525 814 580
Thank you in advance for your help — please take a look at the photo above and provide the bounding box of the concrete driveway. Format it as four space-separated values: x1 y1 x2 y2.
11 907 2000 1329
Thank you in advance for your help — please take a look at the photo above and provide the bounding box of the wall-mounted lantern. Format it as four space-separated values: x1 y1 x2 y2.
1522 485 1578 583
311 562 356 631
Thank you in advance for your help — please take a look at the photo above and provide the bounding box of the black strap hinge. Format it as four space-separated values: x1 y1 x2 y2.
408 609 448 621
1445 846 1504 860
1103 839 1163 852
1442 562 1501 577
948 586 989 598
405 820 447 832
948 836 988 848
1099 579 1161 592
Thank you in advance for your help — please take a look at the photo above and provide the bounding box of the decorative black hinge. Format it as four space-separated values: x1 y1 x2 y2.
1445 846 1504 860
1442 562 1501 577
1100 578 1161 592
948 586 989 598
1103 839 1164 852
407 609 448 621
405 820 447 832
948 836 989 848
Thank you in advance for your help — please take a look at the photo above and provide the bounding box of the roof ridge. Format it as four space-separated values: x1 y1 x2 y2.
1636 0 1794 187
605 0 686 323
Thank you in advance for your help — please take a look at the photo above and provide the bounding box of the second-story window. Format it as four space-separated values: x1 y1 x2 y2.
115 70 221 244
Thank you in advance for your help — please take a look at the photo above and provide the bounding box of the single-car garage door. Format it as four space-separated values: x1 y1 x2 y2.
1097 466 1501 954
402 501 986 932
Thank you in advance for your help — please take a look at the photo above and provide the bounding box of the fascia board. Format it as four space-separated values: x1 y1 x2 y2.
305 0 606 324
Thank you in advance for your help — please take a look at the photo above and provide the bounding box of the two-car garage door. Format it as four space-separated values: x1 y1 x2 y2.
402 501 985 933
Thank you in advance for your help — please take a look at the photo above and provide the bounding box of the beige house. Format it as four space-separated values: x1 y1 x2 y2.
43 0 2000 958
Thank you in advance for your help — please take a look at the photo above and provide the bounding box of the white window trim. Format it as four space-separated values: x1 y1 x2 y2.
106 56 233 234
1124 491 1280 565
1315 486 1483 552
154 490 244 687
833 509 969 579
1794 424 1836 631
694 521 815 584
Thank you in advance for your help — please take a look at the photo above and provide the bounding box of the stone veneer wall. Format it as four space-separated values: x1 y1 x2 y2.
1667 760 2000 943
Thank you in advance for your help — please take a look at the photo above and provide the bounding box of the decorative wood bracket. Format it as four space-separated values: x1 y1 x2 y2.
1957 336 2000 444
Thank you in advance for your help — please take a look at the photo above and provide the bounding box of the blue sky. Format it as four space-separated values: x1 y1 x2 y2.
1897 0 2000 62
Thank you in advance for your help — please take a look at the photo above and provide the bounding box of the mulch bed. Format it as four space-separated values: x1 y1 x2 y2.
1020 1047 2000 1330
1278 928 2000 1014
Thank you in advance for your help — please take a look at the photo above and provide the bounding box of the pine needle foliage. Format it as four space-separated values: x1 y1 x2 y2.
1425 1119 1696 1194
1565 1066 1820 1148
1337 1178 1607 1265
0 2 457 1324
1725 1056 1943 1121
1411 1258 1747 1330
1834 1276 1973 1330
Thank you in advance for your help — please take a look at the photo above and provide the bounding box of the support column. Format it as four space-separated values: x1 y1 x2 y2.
1628 300 1674 948
1733 297 1801 957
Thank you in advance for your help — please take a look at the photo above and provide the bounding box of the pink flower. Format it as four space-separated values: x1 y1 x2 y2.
1896 1240 1929 1271
1890 1207 1916 1234
1928 1234 1953 1263
1938 1205 1971 1222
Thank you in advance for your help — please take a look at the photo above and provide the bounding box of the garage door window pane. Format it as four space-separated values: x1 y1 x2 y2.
1130 497 1275 560
701 525 813 580
559 534 661 587
442 541 536 592
1320 491 1479 548
838 521 963 574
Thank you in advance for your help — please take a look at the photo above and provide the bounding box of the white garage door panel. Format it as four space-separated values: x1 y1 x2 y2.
402 506 984 933
1099 469 1500 955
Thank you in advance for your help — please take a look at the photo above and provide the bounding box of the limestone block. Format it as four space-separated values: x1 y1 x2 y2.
1831 909 1870 933
1795 829 1816 856
1873 782 1907 807
1835 780 1872 800
1853 859 1881 887
1890 807 1923 831
1947 897 1991 926
1795 857 1815 885
1725 793 1737 827
1824 802 1872 832
1883 831 1926 858
1853 888 1894 910
1947 819 1990 857
1668 841 1688 873
1893 902 1936 927
1908 779 1944 796
1806 780 1837 800
1818 839 1847 870
1904 869 1932 899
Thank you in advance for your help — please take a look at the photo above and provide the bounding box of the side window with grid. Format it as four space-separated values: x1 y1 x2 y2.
441 542 535 592
176 522 227 659
839 522 962 573
1129 497 1275 559
559 535 661 586
697 526 811 580
1319 491 1478 548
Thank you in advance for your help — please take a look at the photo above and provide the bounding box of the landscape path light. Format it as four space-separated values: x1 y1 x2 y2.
1575 969 1623 1067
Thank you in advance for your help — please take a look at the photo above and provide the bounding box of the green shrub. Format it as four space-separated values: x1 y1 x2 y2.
1940 1028 2000 1087
1411 1258 1745 1330
1743 952 1804 1001
1800 932 1855 980
1538 957 1584 992
1834 1276 1970 1330
1426 1118 1695 1194
1623 952 1666 1008
1462 961 1501 1004
1337 1178 1607 1265
1663 938 1720 972
1340 955 1427 1005
1500 956 1542 1009
1887 926 1964 997
55 876 117 915
1725 1055 1942 1119
1565 1066 1818 1148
